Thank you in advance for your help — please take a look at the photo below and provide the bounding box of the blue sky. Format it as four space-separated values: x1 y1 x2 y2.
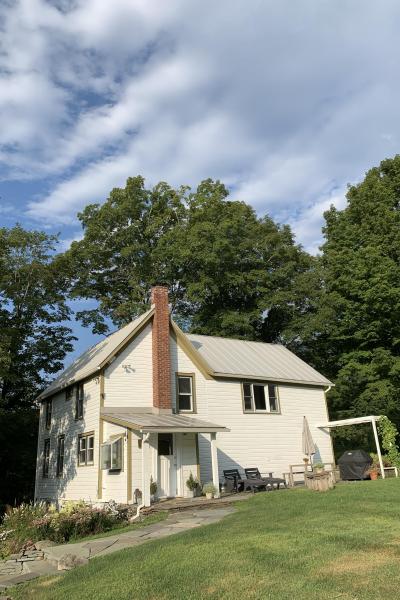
1 0 400 366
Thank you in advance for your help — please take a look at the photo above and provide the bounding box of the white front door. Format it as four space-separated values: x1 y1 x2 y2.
158 433 176 497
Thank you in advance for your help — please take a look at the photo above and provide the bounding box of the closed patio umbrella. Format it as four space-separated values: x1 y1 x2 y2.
302 416 316 461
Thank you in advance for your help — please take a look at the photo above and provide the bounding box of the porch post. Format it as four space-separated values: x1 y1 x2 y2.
142 433 151 506
372 418 385 479
210 432 220 498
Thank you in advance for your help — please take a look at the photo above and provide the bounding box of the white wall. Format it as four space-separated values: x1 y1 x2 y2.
35 376 100 503
104 323 153 408
170 334 333 484
101 421 128 503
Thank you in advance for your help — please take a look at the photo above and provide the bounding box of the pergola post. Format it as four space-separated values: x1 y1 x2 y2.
210 432 220 498
371 418 385 479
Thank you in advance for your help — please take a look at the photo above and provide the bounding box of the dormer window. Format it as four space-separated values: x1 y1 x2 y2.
242 383 280 413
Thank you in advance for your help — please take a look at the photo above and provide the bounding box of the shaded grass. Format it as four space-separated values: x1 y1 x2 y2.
13 480 400 600
66 511 167 544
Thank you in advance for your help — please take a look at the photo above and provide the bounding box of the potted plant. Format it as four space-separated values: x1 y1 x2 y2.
150 476 158 502
313 462 325 474
367 456 380 480
186 472 199 498
202 482 217 500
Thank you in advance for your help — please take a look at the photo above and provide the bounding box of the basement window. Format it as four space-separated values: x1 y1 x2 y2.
242 383 280 413
101 436 123 471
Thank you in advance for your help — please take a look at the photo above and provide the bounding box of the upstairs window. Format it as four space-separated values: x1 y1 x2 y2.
242 383 280 413
78 433 94 466
65 385 74 401
43 438 50 477
45 400 52 430
75 384 84 420
56 435 65 477
176 374 195 412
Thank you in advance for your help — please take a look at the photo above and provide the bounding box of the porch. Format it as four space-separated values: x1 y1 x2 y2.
101 408 229 507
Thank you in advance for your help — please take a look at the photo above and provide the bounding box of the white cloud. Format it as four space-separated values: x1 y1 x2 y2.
1 0 400 250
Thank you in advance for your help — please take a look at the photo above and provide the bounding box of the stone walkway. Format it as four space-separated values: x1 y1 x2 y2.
0 506 235 592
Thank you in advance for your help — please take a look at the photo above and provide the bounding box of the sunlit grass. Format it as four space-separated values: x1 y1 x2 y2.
13 480 400 600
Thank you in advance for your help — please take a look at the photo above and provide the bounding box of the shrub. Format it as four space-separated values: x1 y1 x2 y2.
186 472 200 491
0 501 122 556
0 502 48 556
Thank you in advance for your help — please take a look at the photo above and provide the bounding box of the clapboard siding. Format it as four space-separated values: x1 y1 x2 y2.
104 323 153 408
170 334 333 483
101 422 128 503
35 376 100 503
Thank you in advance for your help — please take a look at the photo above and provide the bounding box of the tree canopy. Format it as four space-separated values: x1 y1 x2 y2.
0 225 75 508
66 177 312 342
285 156 400 447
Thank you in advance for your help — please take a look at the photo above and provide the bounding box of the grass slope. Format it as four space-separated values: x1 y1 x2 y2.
13 480 400 600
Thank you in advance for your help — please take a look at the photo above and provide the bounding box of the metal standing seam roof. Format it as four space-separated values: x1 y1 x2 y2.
186 334 332 386
39 310 332 401
38 309 154 400
101 409 228 433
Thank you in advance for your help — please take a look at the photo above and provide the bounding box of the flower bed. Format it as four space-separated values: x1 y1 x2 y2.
0 500 133 558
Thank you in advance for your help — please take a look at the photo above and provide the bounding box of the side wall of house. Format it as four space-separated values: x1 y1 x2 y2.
35 376 100 503
104 323 153 408
170 334 333 484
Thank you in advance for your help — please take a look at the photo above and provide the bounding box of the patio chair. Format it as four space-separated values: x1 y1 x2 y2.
245 468 287 490
223 469 268 494
223 469 244 493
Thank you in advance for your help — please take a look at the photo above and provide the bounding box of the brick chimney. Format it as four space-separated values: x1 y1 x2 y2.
151 286 172 412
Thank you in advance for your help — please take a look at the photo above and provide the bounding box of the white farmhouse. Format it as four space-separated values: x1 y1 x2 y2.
35 286 333 507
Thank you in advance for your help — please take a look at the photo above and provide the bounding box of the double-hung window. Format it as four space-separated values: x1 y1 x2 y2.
45 399 52 429
43 439 50 477
56 435 65 477
75 384 84 420
242 383 280 413
78 433 94 466
176 374 195 412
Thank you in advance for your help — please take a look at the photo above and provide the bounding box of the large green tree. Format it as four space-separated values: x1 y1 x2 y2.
286 156 400 447
65 177 312 341
0 225 75 508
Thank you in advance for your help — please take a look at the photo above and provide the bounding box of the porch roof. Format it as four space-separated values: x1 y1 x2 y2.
101 408 229 433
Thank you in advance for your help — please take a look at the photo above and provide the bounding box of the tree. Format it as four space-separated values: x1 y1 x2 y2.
65 176 312 341
289 156 400 447
0 225 75 507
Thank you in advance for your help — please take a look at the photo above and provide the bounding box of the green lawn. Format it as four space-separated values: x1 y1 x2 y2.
13 480 400 600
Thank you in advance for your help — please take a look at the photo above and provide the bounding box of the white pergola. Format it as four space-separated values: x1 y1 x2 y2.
315 415 385 479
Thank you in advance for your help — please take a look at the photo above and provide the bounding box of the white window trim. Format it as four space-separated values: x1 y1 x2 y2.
242 382 280 414
176 374 195 413
78 432 95 466
101 435 124 471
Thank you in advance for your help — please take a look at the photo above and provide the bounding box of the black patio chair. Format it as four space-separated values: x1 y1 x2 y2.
223 469 268 494
245 468 287 490
223 469 244 493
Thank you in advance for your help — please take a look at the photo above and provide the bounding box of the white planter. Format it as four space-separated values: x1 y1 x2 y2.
186 489 195 498
206 492 213 500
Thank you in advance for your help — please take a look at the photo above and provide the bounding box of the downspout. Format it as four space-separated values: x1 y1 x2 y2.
131 432 150 521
